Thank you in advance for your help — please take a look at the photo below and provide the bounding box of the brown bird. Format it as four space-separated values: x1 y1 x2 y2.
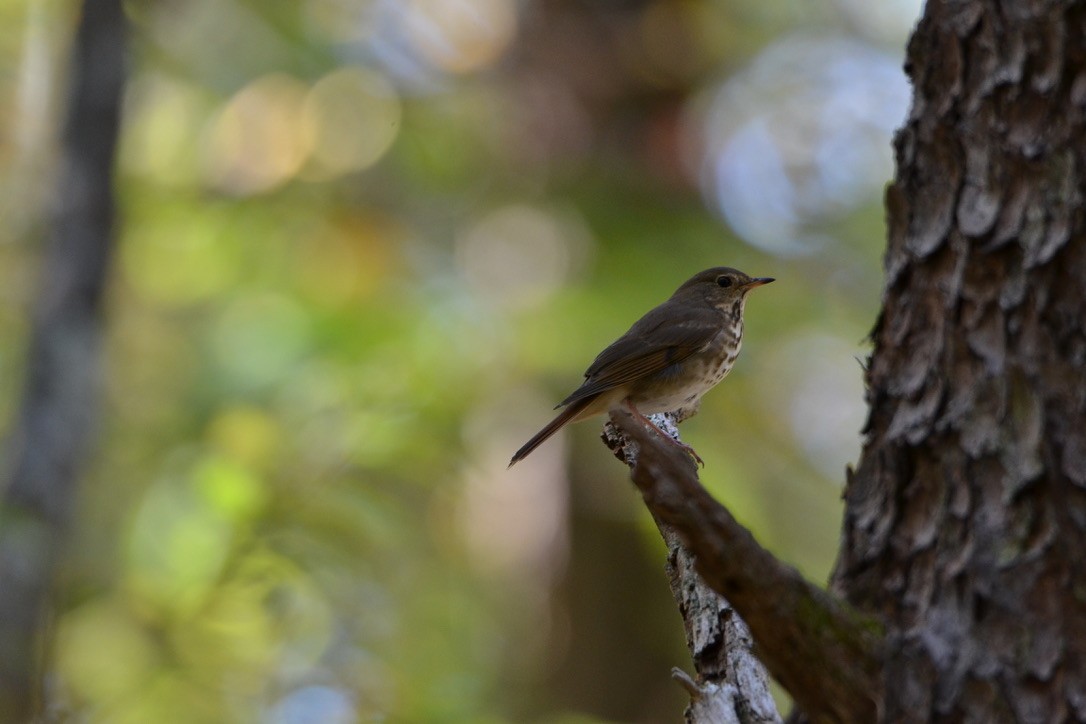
509 267 774 467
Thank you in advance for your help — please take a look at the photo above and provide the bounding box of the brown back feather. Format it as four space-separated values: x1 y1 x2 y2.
557 303 719 407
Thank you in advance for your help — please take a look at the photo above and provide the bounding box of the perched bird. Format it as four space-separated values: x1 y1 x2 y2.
509 267 773 467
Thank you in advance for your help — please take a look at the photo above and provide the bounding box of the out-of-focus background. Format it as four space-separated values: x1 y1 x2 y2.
0 0 918 720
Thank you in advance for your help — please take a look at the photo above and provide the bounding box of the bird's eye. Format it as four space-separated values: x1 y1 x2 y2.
716 276 733 288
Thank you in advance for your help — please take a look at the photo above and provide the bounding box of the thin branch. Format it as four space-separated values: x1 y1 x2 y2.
607 408 885 724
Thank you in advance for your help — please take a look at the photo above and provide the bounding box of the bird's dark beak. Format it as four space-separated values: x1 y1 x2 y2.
745 277 775 288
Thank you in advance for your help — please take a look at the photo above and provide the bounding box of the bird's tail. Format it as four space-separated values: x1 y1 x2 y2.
509 397 595 467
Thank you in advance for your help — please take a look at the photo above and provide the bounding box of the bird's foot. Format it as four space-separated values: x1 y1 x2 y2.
624 401 705 467
670 438 705 468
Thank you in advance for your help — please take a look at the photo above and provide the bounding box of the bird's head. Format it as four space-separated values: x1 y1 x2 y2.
673 267 775 312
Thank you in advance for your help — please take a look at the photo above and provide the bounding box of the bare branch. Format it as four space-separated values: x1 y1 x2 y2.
604 413 781 724
607 408 884 723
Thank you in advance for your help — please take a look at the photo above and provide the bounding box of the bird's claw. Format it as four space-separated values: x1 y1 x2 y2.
673 439 705 468
626 404 705 467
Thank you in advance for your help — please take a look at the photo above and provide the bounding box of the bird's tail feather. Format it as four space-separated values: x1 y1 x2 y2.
509 396 595 467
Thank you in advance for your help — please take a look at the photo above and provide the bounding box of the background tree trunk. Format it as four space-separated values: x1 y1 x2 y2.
0 0 125 717
834 0 1086 720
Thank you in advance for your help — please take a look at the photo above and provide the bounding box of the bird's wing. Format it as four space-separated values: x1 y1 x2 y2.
556 304 719 407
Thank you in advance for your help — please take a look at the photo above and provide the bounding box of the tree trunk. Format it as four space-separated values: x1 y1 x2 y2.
834 0 1086 720
0 0 125 718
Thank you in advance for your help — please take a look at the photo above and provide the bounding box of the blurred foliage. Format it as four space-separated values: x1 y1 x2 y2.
0 0 919 721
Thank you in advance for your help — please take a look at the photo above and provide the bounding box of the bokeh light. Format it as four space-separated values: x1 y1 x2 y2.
123 74 207 187
203 75 311 195
693 35 910 255
211 294 312 389
364 0 518 86
456 203 594 309
302 67 402 179
758 331 868 480
267 686 356 724
404 0 517 74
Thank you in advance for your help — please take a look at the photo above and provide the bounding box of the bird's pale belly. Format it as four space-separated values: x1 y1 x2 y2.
628 336 742 414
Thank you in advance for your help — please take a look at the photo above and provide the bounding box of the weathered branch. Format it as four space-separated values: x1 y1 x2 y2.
0 0 126 717
607 408 884 723
604 413 780 724
662 521 781 724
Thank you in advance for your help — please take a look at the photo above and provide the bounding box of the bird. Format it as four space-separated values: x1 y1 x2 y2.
509 267 774 467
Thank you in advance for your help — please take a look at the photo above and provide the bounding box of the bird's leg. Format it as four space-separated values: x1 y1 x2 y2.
623 400 705 467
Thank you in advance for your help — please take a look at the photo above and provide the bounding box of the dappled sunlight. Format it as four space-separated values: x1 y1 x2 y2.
833 0 924 43
211 293 313 389
266 685 356 724
403 0 518 74
770 332 867 481
456 203 594 309
203 74 312 195
293 216 399 307
56 599 160 705
122 74 208 188
692 35 910 255
373 0 516 78
106 304 200 427
459 391 570 581
124 461 238 614
119 205 243 305
131 67 403 192
302 67 402 179
172 551 335 679
207 405 284 472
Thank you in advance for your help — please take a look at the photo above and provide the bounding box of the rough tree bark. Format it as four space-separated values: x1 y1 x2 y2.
607 1 1086 722
0 0 125 718
834 1 1086 720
